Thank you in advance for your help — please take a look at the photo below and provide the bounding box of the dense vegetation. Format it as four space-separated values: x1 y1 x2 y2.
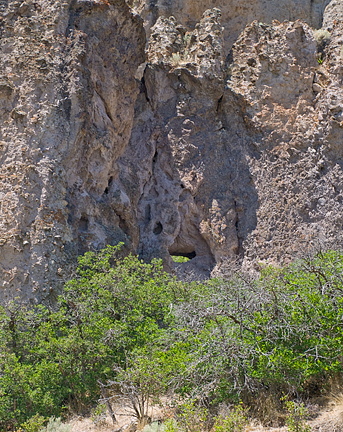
1 245 343 430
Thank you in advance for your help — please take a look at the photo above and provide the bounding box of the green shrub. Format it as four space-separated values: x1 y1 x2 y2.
213 405 248 432
284 401 311 432
20 414 46 432
91 403 107 425
1 246 343 428
0 244 189 429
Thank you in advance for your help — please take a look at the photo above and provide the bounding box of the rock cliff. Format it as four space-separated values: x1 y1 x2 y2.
1 0 343 302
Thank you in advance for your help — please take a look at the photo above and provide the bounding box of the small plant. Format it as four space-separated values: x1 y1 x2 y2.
213 405 248 432
284 401 311 432
176 400 207 432
164 419 179 432
91 403 107 425
172 256 190 263
170 53 182 67
317 53 323 64
314 29 331 53
20 414 46 432
43 417 71 432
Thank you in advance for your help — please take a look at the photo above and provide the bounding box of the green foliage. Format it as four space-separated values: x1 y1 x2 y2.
0 244 188 430
213 405 248 432
164 419 179 432
1 246 343 429
284 401 311 432
165 250 343 402
176 400 207 432
172 256 190 263
20 414 46 432
162 401 207 432
91 403 107 425
109 352 168 422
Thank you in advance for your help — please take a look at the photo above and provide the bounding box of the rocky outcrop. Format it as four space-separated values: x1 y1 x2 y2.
128 0 331 51
2 0 343 301
0 0 145 302
117 5 343 279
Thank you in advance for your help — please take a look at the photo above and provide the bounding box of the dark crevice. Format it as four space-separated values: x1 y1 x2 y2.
104 176 113 195
79 214 89 232
144 204 151 224
171 251 196 259
153 221 163 235
216 95 223 112
234 200 243 256
152 151 158 164
140 76 150 103
119 215 129 236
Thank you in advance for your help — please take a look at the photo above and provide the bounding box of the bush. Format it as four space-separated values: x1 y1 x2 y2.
213 405 248 432
165 250 343 402
20 414 46 432
1 246 343 428
284 401 311 432
0 244 189 429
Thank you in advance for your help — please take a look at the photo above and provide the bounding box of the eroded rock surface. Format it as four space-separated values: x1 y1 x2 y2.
2 0 343 301
0 0 145 302
128 0 331 52
117 6 343 279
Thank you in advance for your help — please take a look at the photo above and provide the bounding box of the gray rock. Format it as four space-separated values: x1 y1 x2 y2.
2 0 343 301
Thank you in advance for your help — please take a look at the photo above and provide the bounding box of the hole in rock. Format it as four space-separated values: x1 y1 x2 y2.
104 176 113 195
153 221 163 235
171 251 196 260
79 215 89 232
152 151 158 164
216 95 223 112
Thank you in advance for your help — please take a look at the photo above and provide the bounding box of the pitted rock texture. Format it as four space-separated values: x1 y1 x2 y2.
2 0 343 301
0 0 145 302
117 8 343 280
127 0 332 52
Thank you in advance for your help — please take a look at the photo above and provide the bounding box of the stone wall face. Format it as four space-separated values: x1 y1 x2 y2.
1 0 343 301
0 0 145 302
128 0 331 51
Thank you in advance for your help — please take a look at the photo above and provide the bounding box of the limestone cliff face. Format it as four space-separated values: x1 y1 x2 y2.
1 0 343 301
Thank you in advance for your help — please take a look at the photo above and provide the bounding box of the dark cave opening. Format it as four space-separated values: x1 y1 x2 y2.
171 251 196 260
153 221 163 235
104 176 114 195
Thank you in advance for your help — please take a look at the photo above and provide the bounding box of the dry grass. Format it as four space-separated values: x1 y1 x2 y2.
66 395 343 432
308 394 343 432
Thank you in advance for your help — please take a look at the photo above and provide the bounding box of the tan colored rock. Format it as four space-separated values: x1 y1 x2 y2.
129 0 332 52
118 12 343 278
2 0 343 301
0 0 145 303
